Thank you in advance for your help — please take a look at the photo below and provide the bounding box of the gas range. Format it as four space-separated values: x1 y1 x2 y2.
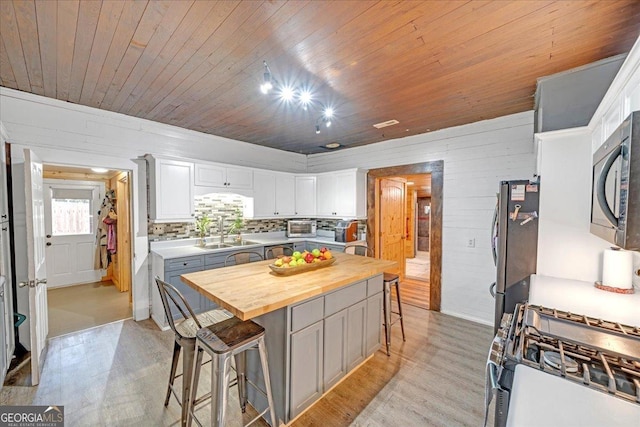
487 303 640 426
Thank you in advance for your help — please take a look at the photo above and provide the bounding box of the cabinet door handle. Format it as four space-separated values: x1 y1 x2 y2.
46 242 52 246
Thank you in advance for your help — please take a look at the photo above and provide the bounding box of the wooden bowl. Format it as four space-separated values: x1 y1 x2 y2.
269 257 336 276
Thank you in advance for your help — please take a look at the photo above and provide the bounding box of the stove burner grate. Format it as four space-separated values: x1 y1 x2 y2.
543 351 579 373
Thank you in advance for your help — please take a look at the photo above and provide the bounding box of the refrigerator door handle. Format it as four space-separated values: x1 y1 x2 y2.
489 282 496 298
491 199 498 266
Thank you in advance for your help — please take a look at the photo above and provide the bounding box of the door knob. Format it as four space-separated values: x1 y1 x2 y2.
18 279 47 288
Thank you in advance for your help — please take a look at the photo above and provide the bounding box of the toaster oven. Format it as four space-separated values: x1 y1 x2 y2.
287 220 317 238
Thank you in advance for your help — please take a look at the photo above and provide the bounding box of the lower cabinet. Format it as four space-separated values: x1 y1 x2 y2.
305 241 344 253
365 292 383 355
289 321 324 419
346 300 367 371
288 275 383 420
292 242 306 252
323 309 348 390
165 267 203 317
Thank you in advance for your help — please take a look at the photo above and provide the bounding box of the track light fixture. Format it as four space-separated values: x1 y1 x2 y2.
260 61 273 94
259 60 337 134
314 107 335 134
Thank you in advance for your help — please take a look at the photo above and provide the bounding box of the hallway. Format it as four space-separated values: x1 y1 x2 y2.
48 280 131 337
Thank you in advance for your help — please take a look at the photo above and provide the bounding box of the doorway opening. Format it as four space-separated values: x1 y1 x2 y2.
43 165 133 338
367 161 443 312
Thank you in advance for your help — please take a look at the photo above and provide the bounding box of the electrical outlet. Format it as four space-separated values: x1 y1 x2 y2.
153 224 166 234
467 238 475 248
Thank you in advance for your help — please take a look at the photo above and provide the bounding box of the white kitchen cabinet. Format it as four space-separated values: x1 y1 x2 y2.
316 169 366 218
252 171 295 218
295 175 316 217
194 162 253 191
147 156 194 222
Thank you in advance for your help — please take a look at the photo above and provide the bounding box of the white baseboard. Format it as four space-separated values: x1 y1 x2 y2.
440 309 493 327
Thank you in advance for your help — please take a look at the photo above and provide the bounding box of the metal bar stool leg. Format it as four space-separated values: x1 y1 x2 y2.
212 353 232 427
182 343 197 427
394 281 406 342
383 280 392 356
234 352 248 413
257 336 278 427
188 346 205 427
166 341 181 406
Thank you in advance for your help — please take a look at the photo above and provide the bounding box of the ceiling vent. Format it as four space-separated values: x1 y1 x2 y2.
373 119 399 129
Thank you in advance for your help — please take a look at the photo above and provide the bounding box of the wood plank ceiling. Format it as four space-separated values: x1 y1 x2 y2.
1 1 640 154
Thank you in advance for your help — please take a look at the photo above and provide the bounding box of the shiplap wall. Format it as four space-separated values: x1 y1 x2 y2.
0 88 307 322
0 88 307 173
308 112 536 325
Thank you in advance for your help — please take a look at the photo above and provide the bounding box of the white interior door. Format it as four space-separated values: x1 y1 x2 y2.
23 149 48 385
43 180 103 288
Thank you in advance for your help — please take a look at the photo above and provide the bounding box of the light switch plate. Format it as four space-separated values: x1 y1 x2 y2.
153 224 166 234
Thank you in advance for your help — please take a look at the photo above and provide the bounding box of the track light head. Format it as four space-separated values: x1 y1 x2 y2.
315 125 321 134
260 61 273 94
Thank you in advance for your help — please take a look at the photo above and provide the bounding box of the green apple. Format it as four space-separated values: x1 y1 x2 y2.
296 258 306 266
289 259 298 267
311 248 321 257
292 251 302 259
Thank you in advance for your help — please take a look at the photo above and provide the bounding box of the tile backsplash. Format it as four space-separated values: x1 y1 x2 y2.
147 194 366 241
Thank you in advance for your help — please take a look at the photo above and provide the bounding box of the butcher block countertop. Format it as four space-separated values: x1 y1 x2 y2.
181 252 397 320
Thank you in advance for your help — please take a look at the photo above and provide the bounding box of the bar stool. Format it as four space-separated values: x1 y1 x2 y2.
344 243 373 257
224 251 264 266
344 243 406 356
189 317 277 427
264 245 293 260
383 272 406 356
155 277 233 426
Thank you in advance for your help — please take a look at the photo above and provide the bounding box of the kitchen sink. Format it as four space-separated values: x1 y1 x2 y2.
225 240 261 247
197 243 233 249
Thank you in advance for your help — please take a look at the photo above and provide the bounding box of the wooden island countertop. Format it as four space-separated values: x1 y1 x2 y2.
181 252 397 320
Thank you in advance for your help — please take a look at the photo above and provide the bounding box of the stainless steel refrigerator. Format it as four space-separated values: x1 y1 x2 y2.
490 180 540 333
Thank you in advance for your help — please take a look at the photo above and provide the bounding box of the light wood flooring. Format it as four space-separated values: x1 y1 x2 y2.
403 251 430 309
0 304 493 426
48 280 132 338
399 278 430 310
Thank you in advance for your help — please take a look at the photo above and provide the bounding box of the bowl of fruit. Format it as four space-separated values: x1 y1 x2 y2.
269 248 335 275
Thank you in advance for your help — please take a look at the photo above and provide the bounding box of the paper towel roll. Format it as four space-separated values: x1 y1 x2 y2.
602 249 633 289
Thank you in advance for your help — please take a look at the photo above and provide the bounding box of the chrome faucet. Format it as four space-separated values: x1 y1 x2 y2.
218 216 226 243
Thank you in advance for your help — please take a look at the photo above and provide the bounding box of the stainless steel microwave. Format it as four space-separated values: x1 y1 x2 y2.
286 220 317 238
590 111 639 249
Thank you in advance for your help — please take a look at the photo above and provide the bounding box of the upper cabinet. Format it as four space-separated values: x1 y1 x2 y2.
147 156 194 222
195 163 253 191
252 171 295 218
295 175 316 217
147 153 366 221
316 169 366 218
